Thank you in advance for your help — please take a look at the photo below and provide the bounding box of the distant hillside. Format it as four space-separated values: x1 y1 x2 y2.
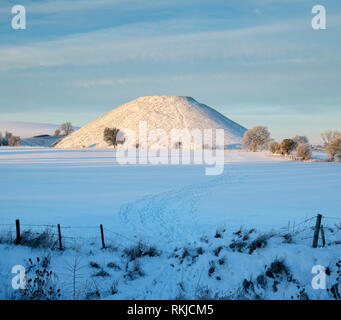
0 121 80 147
0 121 61 138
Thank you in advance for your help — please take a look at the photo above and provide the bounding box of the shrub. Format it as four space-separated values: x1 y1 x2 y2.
296 143 312 160
124 261 144 280
242 126 270 152
256 274 267 289
213 246 223 256
14 256 61 300
107 262 121 270
279 139 296 155
89 261 101 269
20 229 57 249
85 288 101 300
229 240 247 252
248 233 273 254
327 259 341 300
265 259 291 280
93 269 110 277
242 279 255 294
54 129 60 136
214 230 223 238
196 247 204 255
124 241 160 261
282 233 294 244
104 128 125 147
180 247 190 264
268 141 280 154
208 261 215 277
60 122 73 136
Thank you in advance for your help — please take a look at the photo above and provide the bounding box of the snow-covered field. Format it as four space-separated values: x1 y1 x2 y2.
0 148 340 300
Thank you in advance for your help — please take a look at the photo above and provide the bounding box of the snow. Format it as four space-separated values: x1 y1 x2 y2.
21 136 63 147
0 121 81 147
0 147 340 300
55 96 247 149
0 121 60 139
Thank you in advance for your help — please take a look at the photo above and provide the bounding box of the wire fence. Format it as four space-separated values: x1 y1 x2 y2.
0 220 139 250
0 214 340 250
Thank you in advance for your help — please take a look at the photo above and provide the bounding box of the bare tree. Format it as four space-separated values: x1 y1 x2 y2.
296 143 312 160
320 130 341 160
60 122 74 136
325 138 341 160
54 129 61 136
292 135 309 146
8 135 21 146
321 130 341 146
242 126 270 152
104 128 125 147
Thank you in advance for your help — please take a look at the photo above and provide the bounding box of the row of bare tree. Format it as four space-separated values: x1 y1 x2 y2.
242 126 341 161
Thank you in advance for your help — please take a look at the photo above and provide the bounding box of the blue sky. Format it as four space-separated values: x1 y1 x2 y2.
0 0 340 142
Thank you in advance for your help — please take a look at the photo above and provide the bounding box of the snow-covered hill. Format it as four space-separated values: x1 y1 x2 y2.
55 96 247 149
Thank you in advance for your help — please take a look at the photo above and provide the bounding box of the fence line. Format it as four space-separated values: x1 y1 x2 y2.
1 213 341 250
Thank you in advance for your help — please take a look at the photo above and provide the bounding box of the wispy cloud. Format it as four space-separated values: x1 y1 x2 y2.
0 17 337 70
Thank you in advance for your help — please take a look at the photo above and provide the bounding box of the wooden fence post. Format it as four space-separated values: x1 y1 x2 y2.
57 224 63 250
15 219 21 245
320 225 326 248
100 224 105 249
312 214 322 248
